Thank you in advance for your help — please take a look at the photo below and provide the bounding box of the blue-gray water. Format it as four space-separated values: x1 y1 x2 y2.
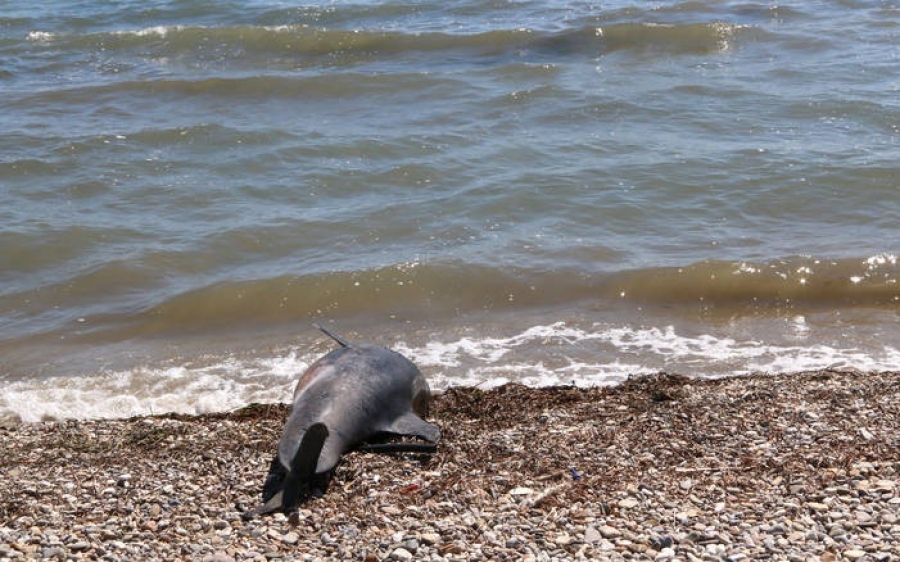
2 1 899 421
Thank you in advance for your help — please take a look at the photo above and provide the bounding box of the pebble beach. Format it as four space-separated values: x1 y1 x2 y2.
2 369 899 561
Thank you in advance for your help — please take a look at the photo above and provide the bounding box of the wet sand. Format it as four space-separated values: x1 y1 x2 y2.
2 369 899 560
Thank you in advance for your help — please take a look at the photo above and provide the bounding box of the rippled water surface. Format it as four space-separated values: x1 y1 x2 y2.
2 0 899 421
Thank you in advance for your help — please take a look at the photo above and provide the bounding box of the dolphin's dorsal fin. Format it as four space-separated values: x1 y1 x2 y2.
382 412 442 443
313 323 351 348
281 423 329 512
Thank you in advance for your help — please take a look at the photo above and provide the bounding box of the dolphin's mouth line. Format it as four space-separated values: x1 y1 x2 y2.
357 441 438 454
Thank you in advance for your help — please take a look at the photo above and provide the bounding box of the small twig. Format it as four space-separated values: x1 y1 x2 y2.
524 481 573 509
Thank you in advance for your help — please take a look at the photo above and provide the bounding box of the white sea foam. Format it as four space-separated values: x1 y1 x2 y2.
0 353 309 423
2 322 899 422
111 25 186 37
26 31 56 42
592 324 900 375
401 321 900 389
393 322 602 367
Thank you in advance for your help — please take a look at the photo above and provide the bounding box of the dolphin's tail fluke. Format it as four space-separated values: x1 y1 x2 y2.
313 323 351 348
281 423 329 513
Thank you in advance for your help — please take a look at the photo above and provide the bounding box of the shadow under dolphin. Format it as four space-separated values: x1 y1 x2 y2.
244 325 441 518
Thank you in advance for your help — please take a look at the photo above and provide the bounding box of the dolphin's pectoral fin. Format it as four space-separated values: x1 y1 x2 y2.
281 423 329 513
383 412 441 443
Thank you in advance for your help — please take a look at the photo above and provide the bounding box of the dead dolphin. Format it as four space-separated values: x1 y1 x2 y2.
245 326 441 518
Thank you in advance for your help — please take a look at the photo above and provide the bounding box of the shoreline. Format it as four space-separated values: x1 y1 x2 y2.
2 369 899 560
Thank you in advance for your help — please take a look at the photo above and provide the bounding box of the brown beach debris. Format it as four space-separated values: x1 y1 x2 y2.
0 369 898 559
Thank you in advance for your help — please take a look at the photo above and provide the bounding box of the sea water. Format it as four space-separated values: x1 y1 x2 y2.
2 0 899 421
